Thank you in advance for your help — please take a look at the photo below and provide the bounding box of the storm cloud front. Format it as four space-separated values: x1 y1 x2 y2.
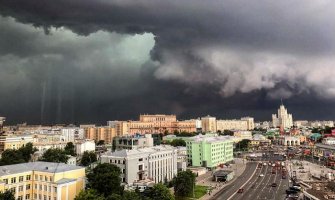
0 0 334 124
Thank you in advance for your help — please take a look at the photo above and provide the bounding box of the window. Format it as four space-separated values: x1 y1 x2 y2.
50 176 53 182
39 194 41 200
10 187 15 193
39 184 42 190
44 195 47 200
35 175 38 180
3 179 8 184
26 184 31 190
44 185 47 191
35 184 37 189
34 194 37 199
54 187 57 192
18 196 23 200
26 175 31 180
45 176 48 181
25 194 30 200
11 177 16 183
19 185 23 192
40 175 43 180
139 158 143 161
19 176 24 182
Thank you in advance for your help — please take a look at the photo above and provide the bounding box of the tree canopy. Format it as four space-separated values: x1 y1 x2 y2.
80 151 97 166
0 190 15 200
64 142 76 156
39 148 69 163
173 170 196 198
87 163 122 197
75 189 105 200
0 142 37 166
235 139 250 151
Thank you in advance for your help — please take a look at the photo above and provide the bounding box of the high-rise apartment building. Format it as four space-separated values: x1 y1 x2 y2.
201 116 217 133
0 162 85 200
272 104 293 128
84 126 117 144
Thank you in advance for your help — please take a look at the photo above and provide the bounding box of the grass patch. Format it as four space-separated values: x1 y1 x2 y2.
193 185 208 199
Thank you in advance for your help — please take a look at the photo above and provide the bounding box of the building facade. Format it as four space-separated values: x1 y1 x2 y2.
84 126 117 144
272 104 293 128
101 145 178 185
113 134 154 151
108 115 197 135
0 162 85 200
0 134 34 152
75 140 96 155
185 135 234 168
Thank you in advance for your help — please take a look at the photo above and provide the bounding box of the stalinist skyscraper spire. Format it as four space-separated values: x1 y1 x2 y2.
272 101 293 128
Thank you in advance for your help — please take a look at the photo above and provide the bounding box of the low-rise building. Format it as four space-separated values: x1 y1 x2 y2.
100 145 178 185
233 131 253 140
278 136 301 146
184 135 234 169
113 134 154 151
0 162 85 200
75 140 96 155
0 134 34 152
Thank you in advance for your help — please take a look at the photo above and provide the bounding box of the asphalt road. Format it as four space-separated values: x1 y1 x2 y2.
211 151 289 200
231 163 289 200
210 162 258 200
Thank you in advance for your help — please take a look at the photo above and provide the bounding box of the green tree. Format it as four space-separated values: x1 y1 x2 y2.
0 149 25 165
151 183 175 200
235 139 250 151
39 148 69 163
0 190 15 200
87 163 122 197
106 194 122 200
80 151 97 166
170 139 186 147
97 140 105 146
223 130 234 136
173 170 196 198
122 191 141 200
75 189 105 200
19 142 38 162
64 142 76 156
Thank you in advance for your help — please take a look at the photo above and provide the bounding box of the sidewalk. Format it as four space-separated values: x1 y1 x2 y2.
198 158 247 200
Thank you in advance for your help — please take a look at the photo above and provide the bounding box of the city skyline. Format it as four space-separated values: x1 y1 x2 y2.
0 0 334 124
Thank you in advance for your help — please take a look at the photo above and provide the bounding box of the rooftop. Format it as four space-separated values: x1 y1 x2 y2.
0 162 84 176
102 145 176 158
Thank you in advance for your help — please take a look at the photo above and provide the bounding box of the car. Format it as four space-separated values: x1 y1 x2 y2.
237 188 244 193
271 183 277 187
259 174 264 177
289 187 301 191
263 163 267 166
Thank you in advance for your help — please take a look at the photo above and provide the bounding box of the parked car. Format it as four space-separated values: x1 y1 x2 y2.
237 188 244 193
271 183 278 187
259 174 264 177
286 189 298 194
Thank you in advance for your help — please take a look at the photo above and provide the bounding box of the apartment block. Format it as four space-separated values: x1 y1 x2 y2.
84 126 117 144
0 162 85 200
184 135 234 169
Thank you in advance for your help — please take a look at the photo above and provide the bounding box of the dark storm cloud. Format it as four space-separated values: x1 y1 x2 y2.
0 0 334 123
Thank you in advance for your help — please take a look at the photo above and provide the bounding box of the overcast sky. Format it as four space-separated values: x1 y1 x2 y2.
0 0 334 125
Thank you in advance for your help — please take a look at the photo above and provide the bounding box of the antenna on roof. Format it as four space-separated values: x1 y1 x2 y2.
281 98 283 106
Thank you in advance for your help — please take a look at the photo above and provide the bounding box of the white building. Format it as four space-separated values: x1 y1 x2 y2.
309 121 334 128
76 140 96 155
113 134 154 151
201 116 217 132
278 136 300 146
201 116 254 132
61 127 84 142
272 104 293 128
101 145 178 185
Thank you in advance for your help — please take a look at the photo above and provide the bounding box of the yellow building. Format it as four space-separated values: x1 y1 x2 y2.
0 162 85 200
84 126 117 144
0 134 34 153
